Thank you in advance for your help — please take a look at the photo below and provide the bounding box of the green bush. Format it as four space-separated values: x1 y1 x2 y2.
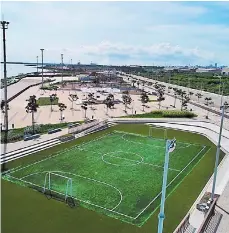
122 110 197 118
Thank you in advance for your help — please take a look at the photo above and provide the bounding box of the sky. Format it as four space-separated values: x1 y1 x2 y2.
1 1 229 66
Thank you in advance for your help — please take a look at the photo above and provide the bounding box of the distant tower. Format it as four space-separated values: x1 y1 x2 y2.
215 63 217 68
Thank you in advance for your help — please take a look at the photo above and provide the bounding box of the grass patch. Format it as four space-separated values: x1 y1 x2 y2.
122 110 197 118
37 97 59 106
1 124 224 233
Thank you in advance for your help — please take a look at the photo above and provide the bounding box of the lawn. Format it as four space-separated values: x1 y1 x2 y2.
1 124 224 233
37 97 59 106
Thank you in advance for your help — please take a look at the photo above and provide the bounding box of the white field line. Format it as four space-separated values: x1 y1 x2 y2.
146 124 207 147
119 131 194 149
133 145 208 220
6 174 134 219
102 151 144 166
20 171 123 211
8 131 115 175
102 151 180 172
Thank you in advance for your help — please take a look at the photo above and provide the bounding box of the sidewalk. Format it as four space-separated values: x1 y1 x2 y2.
0 128 69 154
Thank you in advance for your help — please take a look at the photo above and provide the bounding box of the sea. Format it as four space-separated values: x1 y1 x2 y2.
1 63 36 79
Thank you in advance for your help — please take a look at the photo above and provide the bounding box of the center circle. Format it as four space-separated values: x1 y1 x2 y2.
102 151 143 166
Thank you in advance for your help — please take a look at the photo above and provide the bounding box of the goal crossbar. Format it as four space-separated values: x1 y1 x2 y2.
149 126 167 139
43 172 73 200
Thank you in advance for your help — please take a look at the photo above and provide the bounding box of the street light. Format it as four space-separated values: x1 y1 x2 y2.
36 55 38 73
210 101 229 201
157 138 177 233
40 49 44 88
61 53 64 84
1 20 9 172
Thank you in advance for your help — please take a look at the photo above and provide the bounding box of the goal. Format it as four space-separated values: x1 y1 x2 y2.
149 126 168 139
43 172 73 201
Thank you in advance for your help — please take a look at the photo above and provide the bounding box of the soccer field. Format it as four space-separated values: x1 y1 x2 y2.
3 130 209 226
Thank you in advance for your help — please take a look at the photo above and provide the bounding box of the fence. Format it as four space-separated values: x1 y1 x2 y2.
196 198 218 233
173 213 191 233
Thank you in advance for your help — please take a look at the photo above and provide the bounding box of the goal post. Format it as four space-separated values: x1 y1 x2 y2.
148 125 168 140
43 172 73 201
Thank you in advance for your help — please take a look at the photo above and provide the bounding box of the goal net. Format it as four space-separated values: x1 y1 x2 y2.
43 172 73 201
148 126 168 139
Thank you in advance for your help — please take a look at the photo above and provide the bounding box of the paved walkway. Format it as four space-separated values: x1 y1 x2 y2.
1 128 69 154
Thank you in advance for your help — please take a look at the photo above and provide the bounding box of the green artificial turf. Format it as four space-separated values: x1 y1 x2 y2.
37 97 59 106
1 124 225 233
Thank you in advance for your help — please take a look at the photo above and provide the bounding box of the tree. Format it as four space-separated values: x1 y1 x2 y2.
168 86 173 93
25 95 39 134
195 93 203 102
140 91 149 111
49 93 57 112
104 94 115 114
87 93 95 109
205 97 213 119
154 83 165 109
176 89 190 111
58 103 67 121
189 92 194 100
81 103 88 119
122 92 132 112
69 93 78 110
1 100 9 115
1 100 9 130
172 88 178 108
132 80 136 87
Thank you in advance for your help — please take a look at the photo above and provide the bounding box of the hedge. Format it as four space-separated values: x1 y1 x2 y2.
123 110 197 118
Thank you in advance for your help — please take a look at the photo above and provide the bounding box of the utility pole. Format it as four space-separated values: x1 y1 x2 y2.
210 102 228 200
40 49 44 88
61 53 64 83
36 55 38 73
1 20 9 172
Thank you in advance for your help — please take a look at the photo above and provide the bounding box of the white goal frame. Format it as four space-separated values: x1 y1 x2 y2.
43 172 73 200
149 126 167 139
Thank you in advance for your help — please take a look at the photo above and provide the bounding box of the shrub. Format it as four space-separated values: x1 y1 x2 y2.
122 110 197 118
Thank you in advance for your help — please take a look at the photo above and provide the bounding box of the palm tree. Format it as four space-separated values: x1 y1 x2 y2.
69 93 78 110
154 83 165 109
140 91 149 111
189 92 194 100
49 93 57 112
195 93 203 102
205 97 212 119
122 93 132 112
168 86 173 93
58 103 67 121
104 94 115 114
177 89 187 111
81 103 88 119
25 95 39 134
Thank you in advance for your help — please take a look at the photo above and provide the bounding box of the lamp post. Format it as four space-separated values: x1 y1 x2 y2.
61 53 64 84
36 55 38 73
157 138 177 233
210 101 228 200
1 20 9 172
40 49 44 88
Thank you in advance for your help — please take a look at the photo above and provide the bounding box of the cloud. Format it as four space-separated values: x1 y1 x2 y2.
1 1 229 66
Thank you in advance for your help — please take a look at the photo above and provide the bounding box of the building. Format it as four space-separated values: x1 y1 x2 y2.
221 67 229 76
195 68 221 74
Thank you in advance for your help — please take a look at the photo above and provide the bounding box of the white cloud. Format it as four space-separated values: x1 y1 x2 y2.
1 1 229 66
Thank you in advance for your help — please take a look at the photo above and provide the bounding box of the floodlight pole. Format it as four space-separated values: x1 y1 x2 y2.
61 53 64 83
1 20 9 172
157 139 172 233
40 49 44 88
36 55 38 73
210 103 226 200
